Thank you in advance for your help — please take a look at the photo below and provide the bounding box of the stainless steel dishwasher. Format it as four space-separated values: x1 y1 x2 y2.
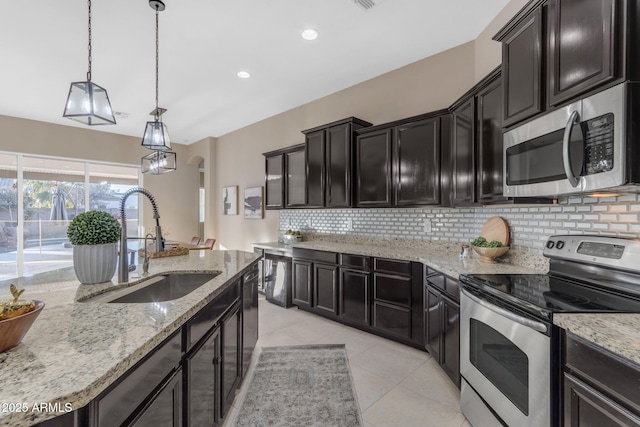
263 249 293 308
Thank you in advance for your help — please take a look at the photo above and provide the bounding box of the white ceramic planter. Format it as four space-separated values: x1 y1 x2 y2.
73 243 118 284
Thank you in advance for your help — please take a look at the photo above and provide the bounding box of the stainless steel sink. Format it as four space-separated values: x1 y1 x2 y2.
85 272 220 303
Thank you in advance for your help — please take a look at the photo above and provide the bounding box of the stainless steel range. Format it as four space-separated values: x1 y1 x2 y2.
459 235 640 427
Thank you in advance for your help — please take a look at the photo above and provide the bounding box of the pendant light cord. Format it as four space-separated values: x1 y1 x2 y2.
87 0 92 81
155 7 160 120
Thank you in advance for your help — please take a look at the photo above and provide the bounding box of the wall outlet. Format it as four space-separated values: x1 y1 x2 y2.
423 220 432 233
346 219 353 231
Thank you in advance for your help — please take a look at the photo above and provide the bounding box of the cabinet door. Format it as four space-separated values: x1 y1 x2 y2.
564 374 640 427
373 301 411 339
326 123 352 208
394 117 440 206
285 147 306 208
305 129 325 207
265 154 284 209
130 369 182 427
355 128 393 207
221 304 242 419
501 7 542 127
547 0 617 106
242 268 259 378
424 287 441 361
292 259 312 308
185 328 220 427
441 295 460 388
313 263 339 316
451 97 476 206
340 268 370 326
476 76 507 204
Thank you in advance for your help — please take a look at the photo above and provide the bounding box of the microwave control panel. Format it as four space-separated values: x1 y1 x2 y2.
583 113 614 175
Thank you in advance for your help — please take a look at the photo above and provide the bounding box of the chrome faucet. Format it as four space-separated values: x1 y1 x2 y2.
119 187 164 283
142 232 155 276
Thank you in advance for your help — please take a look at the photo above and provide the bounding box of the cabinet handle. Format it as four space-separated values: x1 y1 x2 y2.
212 356 220 365
562 110 582 188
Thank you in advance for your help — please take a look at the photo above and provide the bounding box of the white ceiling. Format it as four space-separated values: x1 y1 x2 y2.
0 0 508 145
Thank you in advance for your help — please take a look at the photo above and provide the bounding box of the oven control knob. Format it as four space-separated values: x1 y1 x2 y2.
556 241 565 249
546 240 555 249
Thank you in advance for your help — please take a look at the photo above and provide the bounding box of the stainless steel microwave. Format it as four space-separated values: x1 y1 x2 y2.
503 82 640 197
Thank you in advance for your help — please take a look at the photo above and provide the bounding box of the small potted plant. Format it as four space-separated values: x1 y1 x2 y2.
283 229 302 246
67 210 121 284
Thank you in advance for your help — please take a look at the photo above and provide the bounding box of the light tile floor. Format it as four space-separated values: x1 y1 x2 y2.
226 296 470 427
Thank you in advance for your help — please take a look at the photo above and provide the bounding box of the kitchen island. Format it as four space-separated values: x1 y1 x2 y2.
0 250 259 427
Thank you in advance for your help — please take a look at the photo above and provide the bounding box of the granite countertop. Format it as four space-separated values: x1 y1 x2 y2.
253 239 548 277
0 250 259 427
554 313 640 366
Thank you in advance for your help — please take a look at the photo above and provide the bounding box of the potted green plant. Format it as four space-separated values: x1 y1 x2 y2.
283 229 302 246
67 210 121 284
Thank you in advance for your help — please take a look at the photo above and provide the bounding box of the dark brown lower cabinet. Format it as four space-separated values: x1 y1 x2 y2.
373 301 411 339
131 369 182 427
424 283 460 387
313 263 339 316
339 268 370 327
221 303 242 419
185 327 220 427
292 259 312 308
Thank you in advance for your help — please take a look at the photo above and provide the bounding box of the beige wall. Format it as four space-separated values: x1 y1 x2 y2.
0 114 199 243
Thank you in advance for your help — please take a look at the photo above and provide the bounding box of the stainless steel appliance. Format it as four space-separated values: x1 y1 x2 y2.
503 82 640 197
263 249 293 308
460 235 640 427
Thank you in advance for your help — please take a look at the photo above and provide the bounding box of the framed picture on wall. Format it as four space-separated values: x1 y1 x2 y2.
222 185 238 215
244 186 264 219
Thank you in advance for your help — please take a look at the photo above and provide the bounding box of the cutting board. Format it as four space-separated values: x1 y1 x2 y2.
480 216 510 246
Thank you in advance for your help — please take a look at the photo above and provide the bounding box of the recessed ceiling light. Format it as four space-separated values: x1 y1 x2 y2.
301 29 318 41
237 71 251 79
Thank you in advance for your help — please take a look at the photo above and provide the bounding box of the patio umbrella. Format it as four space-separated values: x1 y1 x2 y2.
50 186 69 221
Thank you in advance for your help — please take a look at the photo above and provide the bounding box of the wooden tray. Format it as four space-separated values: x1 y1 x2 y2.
480 216 510 246
138 246 189 258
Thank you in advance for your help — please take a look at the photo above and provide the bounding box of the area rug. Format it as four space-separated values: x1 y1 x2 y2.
233 344 362 427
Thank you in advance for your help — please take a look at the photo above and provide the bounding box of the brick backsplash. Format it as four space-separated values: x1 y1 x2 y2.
279 194 640 254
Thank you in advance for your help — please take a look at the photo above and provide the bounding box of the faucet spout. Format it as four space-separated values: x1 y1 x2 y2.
119 187 164 283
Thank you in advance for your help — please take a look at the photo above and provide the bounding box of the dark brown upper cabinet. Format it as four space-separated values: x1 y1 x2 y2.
355 111 449 208
284 144 306 208
547 0 618 106
451 96 476 206
263 150 284 210
355 128 393 207
303 117 372 208
476 75 508 204
495 4 543 127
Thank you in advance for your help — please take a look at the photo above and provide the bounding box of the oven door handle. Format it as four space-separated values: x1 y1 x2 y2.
562 110 582 188
462 288 548 334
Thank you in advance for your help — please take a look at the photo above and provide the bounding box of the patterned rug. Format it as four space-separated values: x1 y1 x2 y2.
233 344 362 427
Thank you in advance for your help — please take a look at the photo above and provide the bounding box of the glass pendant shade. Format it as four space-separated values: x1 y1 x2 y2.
141 150 177 174
63 81 116 125
141 119 171 150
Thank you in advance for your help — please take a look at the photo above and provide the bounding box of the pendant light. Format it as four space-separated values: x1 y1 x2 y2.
141 0 171 151
63 0 116 125
141 149 177 174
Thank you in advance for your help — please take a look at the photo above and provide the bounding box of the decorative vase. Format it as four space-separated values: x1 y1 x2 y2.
72 243 118 284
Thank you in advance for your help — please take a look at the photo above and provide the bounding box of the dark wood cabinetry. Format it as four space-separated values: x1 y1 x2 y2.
221 303 242 418
451 97 476 206
292 249 339 318
285 144 306 208
563 332 640 426
340 267 371 327
313 262 339 316
356 112 449 207
185 327 220 427
303 117 372 208
263 152 284 209
292 259 312 308
130 369 182 427
424 269 460 387
547 0 617 106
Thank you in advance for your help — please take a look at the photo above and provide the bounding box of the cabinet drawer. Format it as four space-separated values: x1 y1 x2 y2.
374 273 411 306
293 248 338 264
340 253 371 270
427 275 459 300
373 301 411 339
374 258 412 276
565 333 640 415
95 330 181 427
186 281 240 351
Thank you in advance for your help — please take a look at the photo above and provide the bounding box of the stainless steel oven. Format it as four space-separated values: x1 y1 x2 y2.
503 82 640 197
460 235 640 427
460 287 551 427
